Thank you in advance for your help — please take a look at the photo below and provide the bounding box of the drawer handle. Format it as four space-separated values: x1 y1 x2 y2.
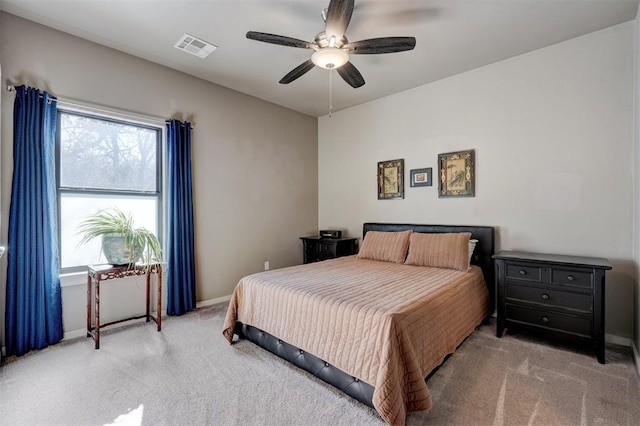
541 294 549 300
519 270 527 275
541 316 550 323
567 275 575 281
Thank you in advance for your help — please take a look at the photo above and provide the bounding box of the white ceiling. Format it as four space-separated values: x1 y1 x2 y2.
1 0 638 117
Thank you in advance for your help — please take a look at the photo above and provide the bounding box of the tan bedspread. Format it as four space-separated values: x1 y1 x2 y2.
222 256 489 425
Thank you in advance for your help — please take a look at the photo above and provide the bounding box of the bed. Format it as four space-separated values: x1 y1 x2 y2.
223 223 495 425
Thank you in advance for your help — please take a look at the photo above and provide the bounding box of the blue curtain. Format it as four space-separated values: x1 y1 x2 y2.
166 119 196 316
5 86 63 356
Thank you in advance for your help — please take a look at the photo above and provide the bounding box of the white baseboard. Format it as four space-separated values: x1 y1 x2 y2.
64 329 88 341
605 333 631 347
63 314 161 341
196 295 231 308
61 296 232 342
21 298 638 371
632 340 640 377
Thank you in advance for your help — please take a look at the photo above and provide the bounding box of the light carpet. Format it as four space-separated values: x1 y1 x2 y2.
0 302 638 425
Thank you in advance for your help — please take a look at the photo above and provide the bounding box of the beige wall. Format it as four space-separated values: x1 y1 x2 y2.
0 13 318 341
319 22 635 340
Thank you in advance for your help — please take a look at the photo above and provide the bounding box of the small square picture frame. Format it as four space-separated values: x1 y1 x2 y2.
410 168 432 187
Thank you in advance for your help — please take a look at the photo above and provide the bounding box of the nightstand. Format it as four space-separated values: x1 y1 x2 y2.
494 250 612 364
300 236 357 264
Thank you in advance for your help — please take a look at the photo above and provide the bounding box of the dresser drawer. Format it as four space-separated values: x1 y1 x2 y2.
550 267 593 289
506 284 593 313
506 262 593 289
318 242 337 260
505 263 542 282
506 285 592 312
506 304 591 337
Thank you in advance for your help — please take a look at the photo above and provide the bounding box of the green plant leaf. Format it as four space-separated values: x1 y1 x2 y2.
76 206 162 271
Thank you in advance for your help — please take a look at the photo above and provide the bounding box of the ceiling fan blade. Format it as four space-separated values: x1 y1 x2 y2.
344 37 417 54
279 60 315 84
336 61 365 88
246 31 313 49
325 0 354 41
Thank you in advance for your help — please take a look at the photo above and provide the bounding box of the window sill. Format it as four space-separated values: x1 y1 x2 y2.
60 271 87 288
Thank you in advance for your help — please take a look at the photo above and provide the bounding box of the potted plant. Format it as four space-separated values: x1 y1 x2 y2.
76 207 162 267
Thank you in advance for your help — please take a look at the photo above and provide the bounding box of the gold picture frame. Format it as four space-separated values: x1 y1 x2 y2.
377 159 404 200
438 149 475 197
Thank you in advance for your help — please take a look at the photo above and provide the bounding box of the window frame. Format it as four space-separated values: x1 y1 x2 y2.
55 108 164 273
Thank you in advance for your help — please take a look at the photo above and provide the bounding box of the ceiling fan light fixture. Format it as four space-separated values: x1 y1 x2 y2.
311 47 349 69
247 0 415 88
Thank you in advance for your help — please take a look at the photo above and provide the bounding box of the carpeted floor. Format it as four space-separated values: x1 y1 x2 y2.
0 302 638 425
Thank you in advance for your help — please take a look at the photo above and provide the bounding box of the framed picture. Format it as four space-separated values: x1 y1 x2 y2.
377 159 404 200
438 149 475 197
410 168 432 187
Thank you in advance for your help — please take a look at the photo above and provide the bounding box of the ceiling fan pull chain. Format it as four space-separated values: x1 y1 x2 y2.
329 70 333 118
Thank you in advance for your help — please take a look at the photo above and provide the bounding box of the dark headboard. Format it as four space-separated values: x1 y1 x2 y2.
363 223 496 314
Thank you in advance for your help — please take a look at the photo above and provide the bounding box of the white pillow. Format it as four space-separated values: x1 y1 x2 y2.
468 239 478 264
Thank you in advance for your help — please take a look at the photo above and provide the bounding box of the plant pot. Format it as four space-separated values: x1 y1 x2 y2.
101 233 144 265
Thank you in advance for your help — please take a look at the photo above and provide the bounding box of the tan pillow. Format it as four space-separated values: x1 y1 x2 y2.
404 232 472 271
356 230 412 264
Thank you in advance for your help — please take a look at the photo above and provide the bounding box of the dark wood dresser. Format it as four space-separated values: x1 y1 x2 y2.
494 250 612 364
300 236 357 264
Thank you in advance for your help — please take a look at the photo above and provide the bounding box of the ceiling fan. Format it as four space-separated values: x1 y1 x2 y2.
246 0 416 88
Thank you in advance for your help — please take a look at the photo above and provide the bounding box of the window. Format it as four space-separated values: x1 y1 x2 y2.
56 110 162 272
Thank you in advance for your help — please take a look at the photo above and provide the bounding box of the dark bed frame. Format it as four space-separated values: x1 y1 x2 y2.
234 223 495 409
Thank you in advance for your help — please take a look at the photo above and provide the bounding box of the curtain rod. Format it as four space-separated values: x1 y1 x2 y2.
6 84 55 103
6 85 195 129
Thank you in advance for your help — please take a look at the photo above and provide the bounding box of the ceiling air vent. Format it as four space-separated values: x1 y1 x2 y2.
174 34 217 58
